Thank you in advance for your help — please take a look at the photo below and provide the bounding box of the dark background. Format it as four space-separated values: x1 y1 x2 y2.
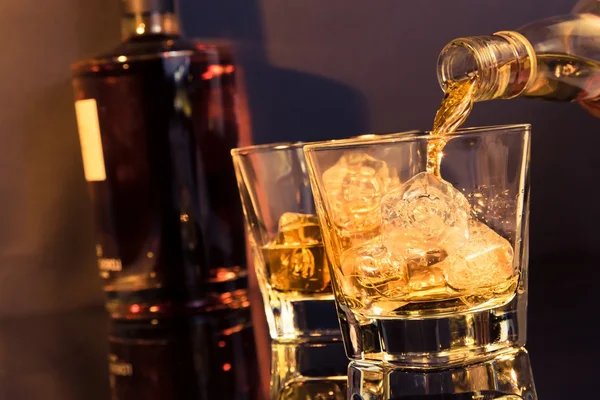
180 0 599 263
0 0 597 398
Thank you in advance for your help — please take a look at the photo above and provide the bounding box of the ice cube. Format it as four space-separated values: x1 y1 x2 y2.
408 265 447 293
441 220 514 291
340 240 408 300
381 172 470 258
276 212 322 245
323 153 398 234
262 244 330 292
406 249 448 292
289 247 316 280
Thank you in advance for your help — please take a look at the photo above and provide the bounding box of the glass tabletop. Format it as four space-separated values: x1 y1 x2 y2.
0 256 593 399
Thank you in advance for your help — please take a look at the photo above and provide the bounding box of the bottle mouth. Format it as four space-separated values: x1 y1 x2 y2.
437 32 536 102
437 42 480 91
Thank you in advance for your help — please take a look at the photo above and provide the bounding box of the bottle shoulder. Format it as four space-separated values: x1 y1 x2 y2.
573 0 600 15
72 36 234 74
518 13 600 52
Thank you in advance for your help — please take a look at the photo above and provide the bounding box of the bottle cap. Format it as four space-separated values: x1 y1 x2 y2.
121 0 175 15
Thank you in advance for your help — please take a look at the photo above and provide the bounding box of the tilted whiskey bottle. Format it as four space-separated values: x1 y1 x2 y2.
72 0 252 318
436 0 600 117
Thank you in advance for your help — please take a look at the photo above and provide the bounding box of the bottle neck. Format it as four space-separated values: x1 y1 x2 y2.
437 31 537 102
121 12 180 39
120 0 180 39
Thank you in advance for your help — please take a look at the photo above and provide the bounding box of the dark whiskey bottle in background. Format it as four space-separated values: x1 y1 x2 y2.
72 0 252 318
108 309 262 399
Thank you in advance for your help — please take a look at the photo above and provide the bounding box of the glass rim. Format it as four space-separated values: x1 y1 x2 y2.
303 124 531 153
231 130 424 157
231 141 307 157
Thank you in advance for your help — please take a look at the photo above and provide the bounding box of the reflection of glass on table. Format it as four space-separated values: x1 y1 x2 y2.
271 341 348 400
349 347 537 399
305 125 531 367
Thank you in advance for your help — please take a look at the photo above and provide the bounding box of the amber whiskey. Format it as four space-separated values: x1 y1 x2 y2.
260 213 331 295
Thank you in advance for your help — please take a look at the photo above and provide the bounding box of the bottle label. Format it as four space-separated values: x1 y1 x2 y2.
98 258 123 272
108 354 133 376
75 99 106 181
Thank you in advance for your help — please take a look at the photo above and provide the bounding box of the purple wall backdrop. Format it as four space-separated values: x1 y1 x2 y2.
181 0 594 261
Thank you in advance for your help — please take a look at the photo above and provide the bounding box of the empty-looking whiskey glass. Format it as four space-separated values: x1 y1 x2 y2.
232 143 340 341
305 125 531 367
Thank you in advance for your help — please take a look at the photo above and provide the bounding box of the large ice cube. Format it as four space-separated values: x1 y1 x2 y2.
441 220 514 290
323 153 398 234
406 249 448 293
340 240 408 300
276 212 322 245
381 172 470 258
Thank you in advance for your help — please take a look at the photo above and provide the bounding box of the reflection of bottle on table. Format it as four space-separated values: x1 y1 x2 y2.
437 0 600 117
108 308 261 400
71 0 251 318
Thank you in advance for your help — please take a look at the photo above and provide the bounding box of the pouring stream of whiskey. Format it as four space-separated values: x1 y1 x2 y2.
428 76 478 177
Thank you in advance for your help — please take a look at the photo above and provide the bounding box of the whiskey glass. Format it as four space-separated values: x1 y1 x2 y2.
231 143 341 341
304 124 531 367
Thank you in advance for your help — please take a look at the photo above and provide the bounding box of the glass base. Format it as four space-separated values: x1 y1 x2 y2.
348 347 536 399
265 291 342 341
339 291 526 368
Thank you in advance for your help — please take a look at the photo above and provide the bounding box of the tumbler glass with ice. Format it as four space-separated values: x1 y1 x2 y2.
232 143 340 342
304 125 531 367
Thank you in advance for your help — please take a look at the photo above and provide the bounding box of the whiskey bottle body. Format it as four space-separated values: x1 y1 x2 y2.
73 33 250 318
